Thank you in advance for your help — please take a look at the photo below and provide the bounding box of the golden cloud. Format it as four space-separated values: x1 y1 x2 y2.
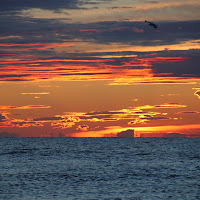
0 105 51 110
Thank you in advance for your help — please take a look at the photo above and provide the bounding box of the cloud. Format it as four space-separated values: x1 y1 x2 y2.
136 103 187 110
10 120 43 128
152 55 200 78
80 29 98 32
5 1 198 24
0 101 186 130
1 14 200 46
132 28 144 33
0 74 31 79
76 124 89 131
71 20 200 46
0 105 51 110
33 117 63 121
0 132 19 137
63 103 184 126
51 116 80 129
194 90 200 99
0 0 80 11
176 111 200 114
0 9 200 83
21 92 50 95
117 129 134 137
0 114 6 122
0 43 74 51
0 115 44 128
0 51 195 82
128 115 171 125
138 116 171 120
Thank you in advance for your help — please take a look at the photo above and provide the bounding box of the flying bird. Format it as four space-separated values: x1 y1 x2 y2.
145 20 158 28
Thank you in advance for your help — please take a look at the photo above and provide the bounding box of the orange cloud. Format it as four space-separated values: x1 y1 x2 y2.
194 90 200 99
136 103 187 110
132 28 144 33
135 123 200 137
80 29 98 32
76 124 89 131
21 92 50 95
109 77 196 85
1 103 170 131
0 58 113 65
0 117 43 128
11 119 43 128
0 105 51 110
0 43 75 50
57 103 185 127
51 116 80 129
71 126 136 137
75 123 200 138
0 54 191 82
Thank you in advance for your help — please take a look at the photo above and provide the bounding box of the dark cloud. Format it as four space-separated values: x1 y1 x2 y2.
86 111 123 115
0 0 80 12
71 20 200 46
0 48 199 82
0 74 33 82
117 129 134 137
0 132 19 137
153 55 200 78
108 6 133 9
0 74 31 78
176 111 200 114
0 15 70 43
1 78 33 82
33 117 63 121
140 116 170 120
1 17 200 46
11 121 42 127
80 110 124 120
60 72 112 76
1 5 200 82
0 114 6 122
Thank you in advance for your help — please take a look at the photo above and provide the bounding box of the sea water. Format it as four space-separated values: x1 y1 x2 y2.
0 138 200 200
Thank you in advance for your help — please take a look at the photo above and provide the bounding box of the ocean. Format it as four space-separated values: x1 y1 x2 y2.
0 138 200 200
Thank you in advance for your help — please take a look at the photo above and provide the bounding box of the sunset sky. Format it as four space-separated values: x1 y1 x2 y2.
0 0 200 137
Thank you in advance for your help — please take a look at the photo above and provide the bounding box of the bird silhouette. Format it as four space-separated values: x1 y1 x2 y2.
145 20 158 28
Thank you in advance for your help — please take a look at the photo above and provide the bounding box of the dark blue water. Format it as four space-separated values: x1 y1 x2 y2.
0 138 200 200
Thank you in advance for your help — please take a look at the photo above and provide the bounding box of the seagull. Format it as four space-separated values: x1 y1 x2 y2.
145 20 158 28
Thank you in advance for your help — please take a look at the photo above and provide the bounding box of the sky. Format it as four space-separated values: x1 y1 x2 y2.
0 0 200 137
